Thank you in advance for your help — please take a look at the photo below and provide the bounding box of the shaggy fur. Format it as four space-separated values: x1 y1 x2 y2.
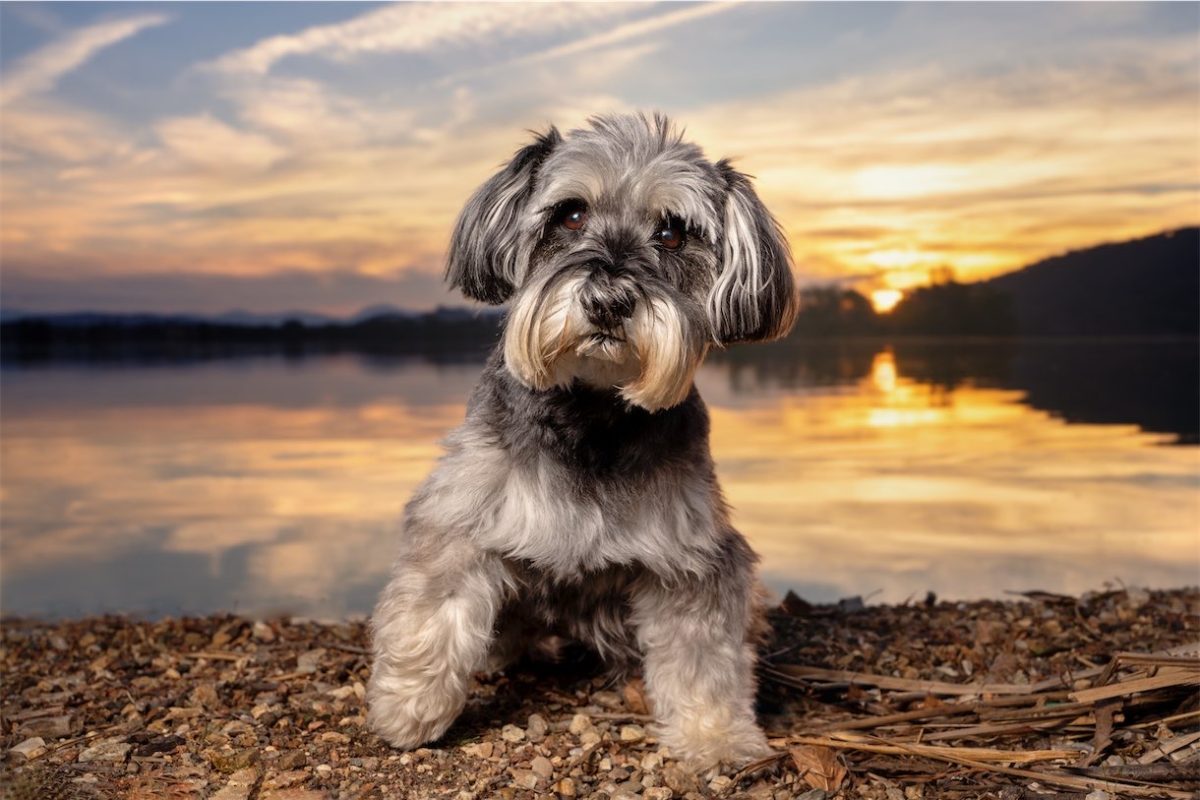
368 113 798 770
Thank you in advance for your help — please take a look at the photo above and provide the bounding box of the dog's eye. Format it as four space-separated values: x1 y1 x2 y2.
555 200 589 232
653 216 685 250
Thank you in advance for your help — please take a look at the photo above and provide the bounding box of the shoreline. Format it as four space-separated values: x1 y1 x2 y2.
3 586 1197 799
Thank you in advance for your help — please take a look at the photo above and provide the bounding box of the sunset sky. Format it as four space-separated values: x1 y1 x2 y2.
1 1 1196 315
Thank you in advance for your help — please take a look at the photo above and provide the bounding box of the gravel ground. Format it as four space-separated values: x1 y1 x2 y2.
2 586 1196 799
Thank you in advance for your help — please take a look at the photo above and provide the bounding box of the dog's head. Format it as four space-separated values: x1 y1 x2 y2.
447 113 797 411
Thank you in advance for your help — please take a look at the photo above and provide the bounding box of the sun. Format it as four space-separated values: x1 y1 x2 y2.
871 289 904 314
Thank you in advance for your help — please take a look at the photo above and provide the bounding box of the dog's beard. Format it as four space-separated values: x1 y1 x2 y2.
504 271 707 411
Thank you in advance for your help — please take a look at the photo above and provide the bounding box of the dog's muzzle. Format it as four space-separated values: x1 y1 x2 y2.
580 270 637 330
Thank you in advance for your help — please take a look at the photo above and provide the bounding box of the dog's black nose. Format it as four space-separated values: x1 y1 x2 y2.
582 285 636 330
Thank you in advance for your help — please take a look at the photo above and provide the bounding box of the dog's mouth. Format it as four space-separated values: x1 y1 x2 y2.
574 329 628 362
589 331 625 345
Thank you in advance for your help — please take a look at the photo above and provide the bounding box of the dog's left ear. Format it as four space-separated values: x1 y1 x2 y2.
707 161 798 344
446 127 562 304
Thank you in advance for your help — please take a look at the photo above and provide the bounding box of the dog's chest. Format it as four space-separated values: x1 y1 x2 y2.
431 430 720 579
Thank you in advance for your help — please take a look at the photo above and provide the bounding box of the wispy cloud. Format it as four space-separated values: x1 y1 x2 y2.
205 2 636 75
516 1 736 66
0 13 168 105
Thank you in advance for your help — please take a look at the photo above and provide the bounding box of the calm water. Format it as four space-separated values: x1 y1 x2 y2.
2 339 1197 619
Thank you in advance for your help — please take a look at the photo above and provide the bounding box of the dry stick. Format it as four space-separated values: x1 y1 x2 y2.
771 663 1106 697
785 734 1076 765
916 714 1077 743
1136 730 1200 766
787 734 1195 800
929 751 1195 800
178 651 247 662
1070 670 1200 704
318 641 371 655
805 703 979 734
1128 709 1200 730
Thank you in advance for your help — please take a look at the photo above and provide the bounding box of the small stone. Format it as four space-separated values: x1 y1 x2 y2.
315 764 332 777
327 685 356 701
190 682 221 709
9 737 46 761
207 747 259 773
569 713 593 735
252 621 276 642
296 648 325 674
644 788 672 800
709 774 733 793
510 769 539 790
662 764 700 794
526 713 548 743
210 768 260 800
465 741 494 759
15 714 72 739
593 690 623 709
619 725 645 742
49 635 68 651
319 731 350 745
277 750 307 770
556 777 578 796
580 730 602 747
640 752 662 772
1085 793 1112 800
260 790 328 800
500 724 525 743
530 755 553 778
78 738 132 763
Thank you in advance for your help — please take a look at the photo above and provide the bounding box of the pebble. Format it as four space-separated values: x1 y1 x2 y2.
530 755 554 778
500 724 525 743
15 714 72 739
619 724 645 742
526 713 548 742
555 777 578 796
78 739 132 763
580 730 602 747
9 736 46 761
644 788 672 800
210 767 259 800
593 690 623 709
709 774 734 793
569 713 593 735
296 649 325 674
314 763 332 777
510 769 539 789
464 741 494 759
640 752 662 771
662 764 700 794
252 621 276 642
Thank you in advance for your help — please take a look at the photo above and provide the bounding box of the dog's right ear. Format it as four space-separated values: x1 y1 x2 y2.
446 127 561 304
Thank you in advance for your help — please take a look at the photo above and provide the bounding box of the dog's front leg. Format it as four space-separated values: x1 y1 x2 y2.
631 545 771 770
367 534 509 749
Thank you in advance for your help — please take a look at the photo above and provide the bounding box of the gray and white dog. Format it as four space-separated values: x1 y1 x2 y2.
368 113 797 769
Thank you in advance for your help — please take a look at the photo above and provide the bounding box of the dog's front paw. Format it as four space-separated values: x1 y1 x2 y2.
366 672 465 749
658 715 773 772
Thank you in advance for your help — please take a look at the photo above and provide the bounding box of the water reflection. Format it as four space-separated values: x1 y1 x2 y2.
2 340 1197 618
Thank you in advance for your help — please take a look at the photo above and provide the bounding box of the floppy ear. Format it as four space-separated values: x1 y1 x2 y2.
446 127 561 304
707 160 798 343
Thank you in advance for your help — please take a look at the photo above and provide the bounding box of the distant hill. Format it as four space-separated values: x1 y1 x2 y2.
982 227 1198 336
2 228 1196 360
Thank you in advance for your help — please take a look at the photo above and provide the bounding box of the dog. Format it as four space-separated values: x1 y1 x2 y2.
367 112 797 770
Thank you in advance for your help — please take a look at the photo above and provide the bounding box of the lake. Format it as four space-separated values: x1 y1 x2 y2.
2 338 1197 619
